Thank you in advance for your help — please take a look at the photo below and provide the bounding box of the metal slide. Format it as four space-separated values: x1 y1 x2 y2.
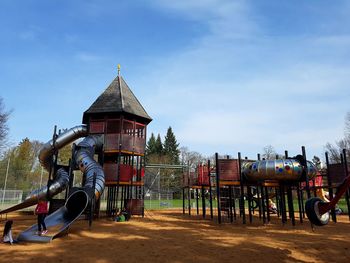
17 189 89 243
0 125 105 242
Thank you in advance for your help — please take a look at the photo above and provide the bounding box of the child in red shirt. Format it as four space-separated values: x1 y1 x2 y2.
35 200 48 235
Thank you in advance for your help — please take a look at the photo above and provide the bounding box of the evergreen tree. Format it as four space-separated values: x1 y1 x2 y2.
155 134 163 155
146 133 164 163
146 133 156 155
163 127 180 164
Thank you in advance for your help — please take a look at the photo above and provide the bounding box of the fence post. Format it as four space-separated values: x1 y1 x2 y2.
2 157 11 206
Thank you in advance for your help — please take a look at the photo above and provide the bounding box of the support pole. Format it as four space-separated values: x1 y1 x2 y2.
182 188 185 215
215 153 222 224
196 188 199 215
229 185 233 223
201 185 206 218
325 152 336 222
208 160 213 219
238 152 246 224
302 146 311 199
342 149 350 220
1 157 10 206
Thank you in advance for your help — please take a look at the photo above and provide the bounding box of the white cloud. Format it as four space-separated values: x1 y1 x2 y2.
142 1 350 159
75 52 105 62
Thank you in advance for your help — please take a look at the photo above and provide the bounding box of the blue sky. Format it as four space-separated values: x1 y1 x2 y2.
1 0 350 160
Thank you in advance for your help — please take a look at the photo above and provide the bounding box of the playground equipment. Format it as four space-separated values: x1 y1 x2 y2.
305 149 350 226
242 158 317 181
183 148 350 226
0 70 151 242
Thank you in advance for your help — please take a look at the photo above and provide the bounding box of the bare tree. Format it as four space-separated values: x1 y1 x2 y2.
0 97 12 154
325 111 350 163
179 146 206 166
345 112 350 138
262 145 277 160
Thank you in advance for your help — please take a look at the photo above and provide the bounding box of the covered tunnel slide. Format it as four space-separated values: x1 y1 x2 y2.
0 125 105 242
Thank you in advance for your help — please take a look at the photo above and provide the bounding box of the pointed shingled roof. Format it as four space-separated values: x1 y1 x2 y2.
83 76 152 124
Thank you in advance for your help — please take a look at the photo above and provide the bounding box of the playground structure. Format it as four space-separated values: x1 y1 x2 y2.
0 69 350 244
0 69 152 242
183 148 350 226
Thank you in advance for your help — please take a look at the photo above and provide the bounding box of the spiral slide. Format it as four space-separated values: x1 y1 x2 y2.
0 125 105 242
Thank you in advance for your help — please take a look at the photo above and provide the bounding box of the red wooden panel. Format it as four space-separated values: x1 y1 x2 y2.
106 119 121 134
218 159 240 181
123 120 134 136
119 164 133 182
90 122 105 134
103 163 136 182
301 174 323 188
135 123 145 138
126 199 144 215
121 134 134 152
134 137 146 154
104 134 120 151
189 171 197 185
198 165 210 185
132 167 145 177
183 172 196 187
103 163 118 182
328 163 349 185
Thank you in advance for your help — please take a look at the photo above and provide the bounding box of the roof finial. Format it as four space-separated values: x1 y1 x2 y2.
117 64 121 76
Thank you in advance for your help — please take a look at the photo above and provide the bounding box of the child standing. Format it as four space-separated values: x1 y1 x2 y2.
35 200 48 235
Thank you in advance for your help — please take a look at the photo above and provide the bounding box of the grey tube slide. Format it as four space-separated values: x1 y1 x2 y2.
0 124 105 214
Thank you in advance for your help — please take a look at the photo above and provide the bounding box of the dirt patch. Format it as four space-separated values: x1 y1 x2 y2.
1 210 349 263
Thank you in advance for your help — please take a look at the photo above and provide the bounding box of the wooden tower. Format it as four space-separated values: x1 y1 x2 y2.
82 69 152 216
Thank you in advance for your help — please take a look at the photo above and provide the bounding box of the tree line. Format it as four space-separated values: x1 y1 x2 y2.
145 126 180 164
1 95 350 192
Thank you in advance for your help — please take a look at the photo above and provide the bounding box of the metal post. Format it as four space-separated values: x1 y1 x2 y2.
238 152 246 224
187 163 191 216
229 185 233 223
196 188 199 215
279 184 286 224
302 146 311 199
2 157 10 206
158 168 161 202
89 172 97 228
182 188 185 214
208 160 213 219
342 149 350 220
265 185 271 223
201 185 206 218
287 185 295 226
215 153 222 224
39 166 44 189
325 152 336 222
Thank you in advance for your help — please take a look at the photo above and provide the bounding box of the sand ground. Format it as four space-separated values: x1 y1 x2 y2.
0 210 349 263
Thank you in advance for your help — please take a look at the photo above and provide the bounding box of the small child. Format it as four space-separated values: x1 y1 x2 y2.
35 200 48 235
114 208 126 222
2 220 17 245
121 208 131 221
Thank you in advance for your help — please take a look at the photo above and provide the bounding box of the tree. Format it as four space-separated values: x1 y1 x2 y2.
57 143 73 165
262 145 277 160
325 111 350 163
179 146 206 166
0 97 11 154
312 156 322 169
163 127 180 164
155 134 163 155
145 133 156 156
0 138 45 191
